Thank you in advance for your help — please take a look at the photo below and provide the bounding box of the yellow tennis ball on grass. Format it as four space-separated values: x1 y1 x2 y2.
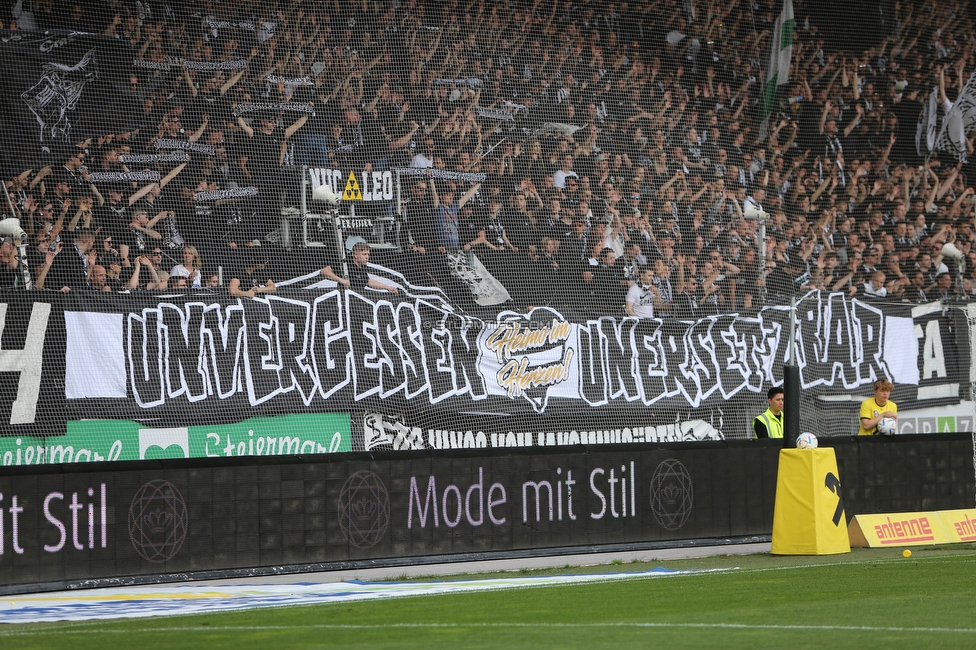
903 549 912 558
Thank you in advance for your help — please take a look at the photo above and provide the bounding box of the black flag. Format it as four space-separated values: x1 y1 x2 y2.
0 30 142 161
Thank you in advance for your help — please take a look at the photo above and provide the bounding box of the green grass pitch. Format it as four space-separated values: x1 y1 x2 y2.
3 547 976 649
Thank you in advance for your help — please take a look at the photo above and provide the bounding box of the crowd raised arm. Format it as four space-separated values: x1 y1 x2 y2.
1 0 975 316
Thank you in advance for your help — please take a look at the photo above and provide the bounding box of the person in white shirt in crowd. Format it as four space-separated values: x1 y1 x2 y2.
553 155 579 189
410 138 436 168
626 266 662 318
169 245 203 288
862 270 888 298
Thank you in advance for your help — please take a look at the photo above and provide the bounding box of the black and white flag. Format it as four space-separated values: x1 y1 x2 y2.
935 71 976 162
0 31 142 152
447 251 511 306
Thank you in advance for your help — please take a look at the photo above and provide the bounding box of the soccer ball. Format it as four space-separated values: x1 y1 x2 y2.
796 432 818 449
877 417 897 436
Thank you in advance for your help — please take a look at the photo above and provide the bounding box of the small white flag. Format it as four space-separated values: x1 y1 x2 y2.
935 71 976 162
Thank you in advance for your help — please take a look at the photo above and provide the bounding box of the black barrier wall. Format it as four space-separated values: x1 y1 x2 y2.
832 436 976 514
0 435 971 592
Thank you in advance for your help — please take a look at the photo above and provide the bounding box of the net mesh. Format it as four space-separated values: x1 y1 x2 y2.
0 0 974 464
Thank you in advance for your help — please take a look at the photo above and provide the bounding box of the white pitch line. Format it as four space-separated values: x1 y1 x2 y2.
711 550 976 575
0 569 720 625
2 622 976 636
4 552 975 628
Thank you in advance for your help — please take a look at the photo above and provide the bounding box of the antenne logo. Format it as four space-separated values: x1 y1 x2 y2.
138 428 190 459
128 480 188 562
337 470 390 548
0 302 50 425
649 459 694 530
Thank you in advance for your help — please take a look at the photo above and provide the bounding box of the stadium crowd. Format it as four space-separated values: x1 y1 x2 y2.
3 0 976 319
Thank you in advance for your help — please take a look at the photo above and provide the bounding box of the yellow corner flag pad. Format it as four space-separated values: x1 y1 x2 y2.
342 172 363 200
772 448 851 555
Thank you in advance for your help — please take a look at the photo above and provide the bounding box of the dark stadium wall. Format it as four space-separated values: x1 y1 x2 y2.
833 436 976 515
1 434 971 594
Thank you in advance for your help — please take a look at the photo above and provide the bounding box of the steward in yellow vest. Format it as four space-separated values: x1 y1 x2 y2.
754 387 785 439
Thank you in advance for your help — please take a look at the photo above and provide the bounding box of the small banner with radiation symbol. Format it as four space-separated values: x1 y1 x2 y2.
342 171 363 200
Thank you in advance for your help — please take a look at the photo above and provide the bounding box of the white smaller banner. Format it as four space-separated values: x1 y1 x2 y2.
884 316 920 385
64 312 126 399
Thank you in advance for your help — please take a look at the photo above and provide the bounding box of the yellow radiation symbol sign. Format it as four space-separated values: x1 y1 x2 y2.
342 172 363 201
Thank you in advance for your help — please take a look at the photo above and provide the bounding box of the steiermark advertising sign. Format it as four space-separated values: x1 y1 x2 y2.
0 413 351 466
